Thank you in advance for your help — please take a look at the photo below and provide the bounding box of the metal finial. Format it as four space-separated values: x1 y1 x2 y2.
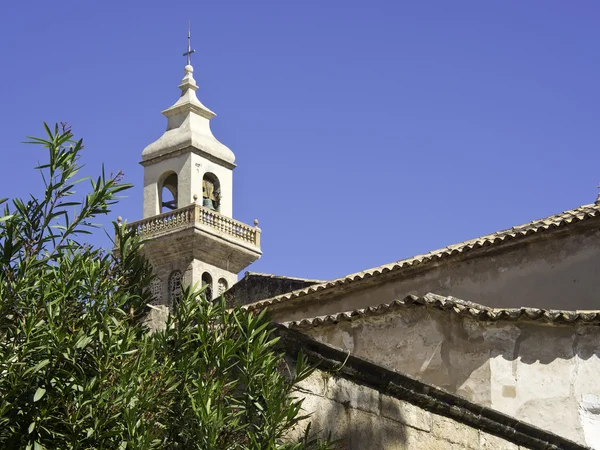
183 21 195 66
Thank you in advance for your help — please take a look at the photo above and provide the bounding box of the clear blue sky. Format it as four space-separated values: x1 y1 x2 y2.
1 1 599 281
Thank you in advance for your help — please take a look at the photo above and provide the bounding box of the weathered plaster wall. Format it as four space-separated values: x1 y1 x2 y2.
272 225 600 323
291 370 531 449
299 308 600 448
379 227 600 310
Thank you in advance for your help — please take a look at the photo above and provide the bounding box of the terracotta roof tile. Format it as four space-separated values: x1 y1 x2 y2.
245 203 600 312
282 293 600 329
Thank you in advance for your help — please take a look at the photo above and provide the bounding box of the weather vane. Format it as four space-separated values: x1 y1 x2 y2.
183 21 195 66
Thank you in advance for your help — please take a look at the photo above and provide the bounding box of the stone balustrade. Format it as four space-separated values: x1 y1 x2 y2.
125 204 260 247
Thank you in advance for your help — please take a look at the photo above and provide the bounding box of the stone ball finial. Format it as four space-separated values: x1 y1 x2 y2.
596 192 600 206
184 64 194 73
254 219 259 227
193 193 198 202
117 216 123 224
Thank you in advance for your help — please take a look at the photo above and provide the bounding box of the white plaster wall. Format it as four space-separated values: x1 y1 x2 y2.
301 308 600 448
376 227 600 311
142 152 233 219
142 154 190 218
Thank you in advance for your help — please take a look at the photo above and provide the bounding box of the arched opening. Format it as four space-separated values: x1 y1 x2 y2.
169 270 183 305
201 272 213 300
160 172 178 213
218 278 228 296
202 173 220 212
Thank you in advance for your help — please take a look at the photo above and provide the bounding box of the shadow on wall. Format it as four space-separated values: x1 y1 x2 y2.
291 370 409 449
298 306 600 447
501 323 600 365
276 323 590 450
308 305 600 400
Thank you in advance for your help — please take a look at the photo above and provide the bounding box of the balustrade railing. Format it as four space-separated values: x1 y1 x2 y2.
125 204 260 247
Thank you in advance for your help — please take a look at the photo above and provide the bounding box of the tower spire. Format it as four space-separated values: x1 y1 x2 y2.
183 21 195 66
141 22 235 167
135 33 262 309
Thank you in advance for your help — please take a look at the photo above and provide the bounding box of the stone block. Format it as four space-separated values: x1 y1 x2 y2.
294 369 328 397
345 408 408 449
479 431 519 450
404 427 465 450
294 392 349 443
431 414 479 449
379 394 432 432
143 305 170 332
327 376 380 415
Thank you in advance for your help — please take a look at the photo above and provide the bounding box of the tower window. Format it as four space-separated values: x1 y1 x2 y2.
202 173 220 212
160 172 178 213
201 272 213 300
169 270 183 305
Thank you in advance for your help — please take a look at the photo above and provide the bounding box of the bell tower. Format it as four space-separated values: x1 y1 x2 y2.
126 36 261 306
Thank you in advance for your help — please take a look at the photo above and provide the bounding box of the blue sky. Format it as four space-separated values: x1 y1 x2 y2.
1 1 599 281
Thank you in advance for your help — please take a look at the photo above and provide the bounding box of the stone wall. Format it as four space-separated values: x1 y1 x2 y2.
277 325 585 450
225 272 321 307
293 371 527 450
296 306 600 448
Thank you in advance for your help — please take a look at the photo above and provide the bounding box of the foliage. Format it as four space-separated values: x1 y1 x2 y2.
0 124 332 449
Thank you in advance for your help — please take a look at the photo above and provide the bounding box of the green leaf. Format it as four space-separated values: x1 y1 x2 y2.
24 359 50 376
33 387 46 402
75 335 92 349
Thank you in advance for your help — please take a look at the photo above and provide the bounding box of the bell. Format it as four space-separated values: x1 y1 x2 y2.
203 197 215 210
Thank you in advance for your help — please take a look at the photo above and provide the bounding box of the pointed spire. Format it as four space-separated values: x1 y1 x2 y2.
169 64 216 120
141 26 235 167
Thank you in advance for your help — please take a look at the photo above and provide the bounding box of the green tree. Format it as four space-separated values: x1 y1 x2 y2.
0 124 331 449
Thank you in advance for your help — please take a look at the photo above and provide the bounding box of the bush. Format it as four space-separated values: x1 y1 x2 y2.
0 124 330 449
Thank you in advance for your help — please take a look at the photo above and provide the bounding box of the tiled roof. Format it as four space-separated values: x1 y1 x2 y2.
283 293 600 329
241 272 325 283
245 202 600 312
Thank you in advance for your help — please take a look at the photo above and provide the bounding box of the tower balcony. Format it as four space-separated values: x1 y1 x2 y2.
124 203 261 273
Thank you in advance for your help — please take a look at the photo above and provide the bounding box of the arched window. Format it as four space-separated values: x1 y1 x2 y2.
169 270 183 304
202 173 220 212
160 172 178 213
150 278 163 305
218 278 228 296
201 272 213 300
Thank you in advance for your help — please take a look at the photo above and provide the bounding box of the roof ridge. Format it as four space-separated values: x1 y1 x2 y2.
281 293 600 329
243 271 325 283
245 202 600 312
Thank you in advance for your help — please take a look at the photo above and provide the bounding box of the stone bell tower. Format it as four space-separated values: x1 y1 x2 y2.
125 40 261 306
